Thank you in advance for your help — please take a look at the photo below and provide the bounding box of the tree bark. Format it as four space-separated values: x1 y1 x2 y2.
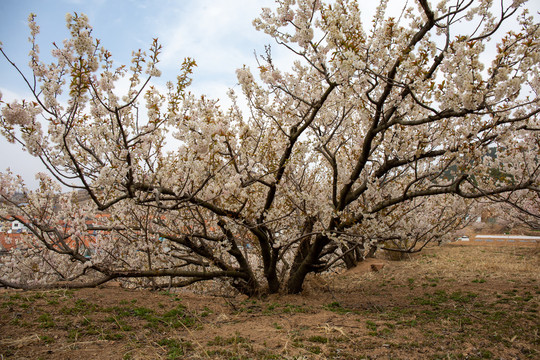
341 246 358 269
286 233 329 294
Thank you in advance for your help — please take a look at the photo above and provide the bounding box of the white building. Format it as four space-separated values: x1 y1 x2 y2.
9 220 28 234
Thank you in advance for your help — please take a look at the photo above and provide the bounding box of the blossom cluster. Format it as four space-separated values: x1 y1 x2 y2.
0 0 538 293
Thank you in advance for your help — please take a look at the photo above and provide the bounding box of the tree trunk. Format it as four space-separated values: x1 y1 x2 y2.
365 244 378 258
266 246 280 293
289 217 315 279
342 243 369 268
342 247 357 269
286 234 329 294
230 278 260 297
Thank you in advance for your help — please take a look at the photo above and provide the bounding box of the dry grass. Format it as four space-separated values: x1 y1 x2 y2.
0 243 538 359
387 244 539 281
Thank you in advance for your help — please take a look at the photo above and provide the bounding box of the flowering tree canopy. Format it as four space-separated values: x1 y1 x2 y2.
0 0 539 295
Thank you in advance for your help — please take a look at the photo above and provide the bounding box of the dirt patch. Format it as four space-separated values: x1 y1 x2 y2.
1 244 538 359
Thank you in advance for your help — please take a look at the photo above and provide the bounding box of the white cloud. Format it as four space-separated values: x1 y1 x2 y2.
153 0 278 99
158 1 271 65
0 87 32 103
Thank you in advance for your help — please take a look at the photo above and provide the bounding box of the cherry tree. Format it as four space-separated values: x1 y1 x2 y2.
0 0 539 294
490 187 540 230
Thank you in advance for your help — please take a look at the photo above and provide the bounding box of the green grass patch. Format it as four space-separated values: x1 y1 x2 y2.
324 301 357 314
307 335 329 343
158 338 193 359
207 333 249 346
37 313 55 328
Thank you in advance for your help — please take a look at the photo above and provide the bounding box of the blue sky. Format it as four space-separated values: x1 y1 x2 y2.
0 0 280 97
0 0 280 187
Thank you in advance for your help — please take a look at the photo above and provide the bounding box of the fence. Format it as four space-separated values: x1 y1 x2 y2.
461 234 540 245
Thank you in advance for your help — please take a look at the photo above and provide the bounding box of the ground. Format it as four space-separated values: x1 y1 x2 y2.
0 243 538 359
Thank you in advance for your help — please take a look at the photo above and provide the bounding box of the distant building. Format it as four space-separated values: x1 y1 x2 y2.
9 220 29 234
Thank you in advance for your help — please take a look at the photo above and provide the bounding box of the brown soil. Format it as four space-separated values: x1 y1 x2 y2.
1 244 538 359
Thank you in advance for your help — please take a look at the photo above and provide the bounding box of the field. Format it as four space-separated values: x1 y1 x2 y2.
0 243 538 359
